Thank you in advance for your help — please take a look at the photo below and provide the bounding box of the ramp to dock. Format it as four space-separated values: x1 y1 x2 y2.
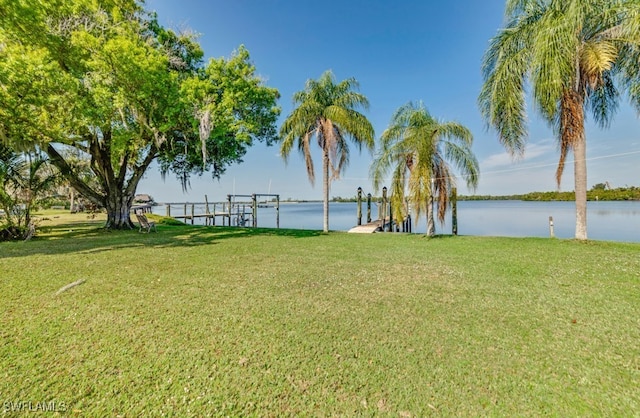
348 221 383 233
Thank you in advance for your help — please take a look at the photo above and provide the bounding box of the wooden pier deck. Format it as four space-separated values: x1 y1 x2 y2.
348 220 385 233
160 193 281 228
171 212 230 221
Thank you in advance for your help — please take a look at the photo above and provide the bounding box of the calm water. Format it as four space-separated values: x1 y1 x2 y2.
154 201 640 243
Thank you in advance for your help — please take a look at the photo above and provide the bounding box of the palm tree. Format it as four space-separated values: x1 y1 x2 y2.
370 102 479 236
0 144 20 227
0 147 58 238
280 70 375 232
14 152 59 227
479 0 640 240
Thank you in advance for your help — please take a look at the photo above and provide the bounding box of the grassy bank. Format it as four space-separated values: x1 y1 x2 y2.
1 213 639 416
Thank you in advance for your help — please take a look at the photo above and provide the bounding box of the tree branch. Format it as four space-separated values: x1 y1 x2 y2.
45 143 103 204
125 143 158 197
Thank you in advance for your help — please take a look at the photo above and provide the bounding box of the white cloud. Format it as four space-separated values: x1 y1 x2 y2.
481 140 556 170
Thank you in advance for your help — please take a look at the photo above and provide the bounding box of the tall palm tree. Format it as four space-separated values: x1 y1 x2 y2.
479 0 640 240
370 102 479 236
280 70 375 232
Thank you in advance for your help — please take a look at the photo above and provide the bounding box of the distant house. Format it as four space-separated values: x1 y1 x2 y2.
133 194 155 205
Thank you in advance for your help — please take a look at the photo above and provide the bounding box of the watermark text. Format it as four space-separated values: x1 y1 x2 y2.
3 400 67 413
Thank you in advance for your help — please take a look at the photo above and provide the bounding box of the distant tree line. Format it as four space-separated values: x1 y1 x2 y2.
332 184 640 203
459 185 640 202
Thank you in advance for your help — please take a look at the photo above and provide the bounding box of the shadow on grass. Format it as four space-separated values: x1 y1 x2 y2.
0 222 324 259
420 234 457 239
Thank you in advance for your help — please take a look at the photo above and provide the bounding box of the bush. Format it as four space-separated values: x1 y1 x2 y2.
0 225 29 241
40 197 70 210
146 214 186 226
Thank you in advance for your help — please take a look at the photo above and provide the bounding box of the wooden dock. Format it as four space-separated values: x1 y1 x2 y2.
172 212 231 223
160 193 281 228
348 220 385 233
348 215 413 234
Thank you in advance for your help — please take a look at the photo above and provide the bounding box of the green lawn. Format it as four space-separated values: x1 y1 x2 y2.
1 212 639 416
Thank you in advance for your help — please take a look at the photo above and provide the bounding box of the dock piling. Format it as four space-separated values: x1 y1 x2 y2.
350 187 413 234
357 187 363 226
452 188 458 235
382 187 388 231
204 195 210 226
252 194 257 228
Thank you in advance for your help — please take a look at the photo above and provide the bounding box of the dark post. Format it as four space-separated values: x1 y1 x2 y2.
451 188 458 235
382 187 388 231
357 187 363 226
252 194 257 228
190 204 195 225
165 204 171 218
205 195 210 226
276 195 280 229
367 193 372 223
227 194 232 226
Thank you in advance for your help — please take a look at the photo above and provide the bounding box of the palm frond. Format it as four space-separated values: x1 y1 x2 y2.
581 40 618 83
300 131 315 185
324 105 375 151
442 141 480 190
479 15 533 156
587 71 619 128
432 158 452 224
390 163 408 222
556 88 585 186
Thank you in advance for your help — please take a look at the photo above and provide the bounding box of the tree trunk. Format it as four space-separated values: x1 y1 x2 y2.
427 193 435 236
70 188 76 213
574 134 588 240
104 191 135 229
322 147 330 233
561 90 587 241
47 135 158 230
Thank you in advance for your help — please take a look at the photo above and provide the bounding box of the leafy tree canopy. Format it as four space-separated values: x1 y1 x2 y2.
0 0 280 228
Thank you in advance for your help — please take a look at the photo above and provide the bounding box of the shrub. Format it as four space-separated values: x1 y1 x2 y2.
0 224 29 241
146 214 186 226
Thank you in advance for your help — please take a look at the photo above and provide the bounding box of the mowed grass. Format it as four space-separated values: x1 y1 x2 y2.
1 212 639 416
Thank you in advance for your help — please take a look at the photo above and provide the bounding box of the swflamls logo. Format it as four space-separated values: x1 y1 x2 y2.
3 401 67 412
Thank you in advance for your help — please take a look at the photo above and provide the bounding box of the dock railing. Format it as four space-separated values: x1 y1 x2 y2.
160 193 280 228
354 187 412 233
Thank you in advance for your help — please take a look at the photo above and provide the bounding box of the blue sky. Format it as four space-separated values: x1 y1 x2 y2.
139 0 640 202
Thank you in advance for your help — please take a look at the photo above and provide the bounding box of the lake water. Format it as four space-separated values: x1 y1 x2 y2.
154 201 640 243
